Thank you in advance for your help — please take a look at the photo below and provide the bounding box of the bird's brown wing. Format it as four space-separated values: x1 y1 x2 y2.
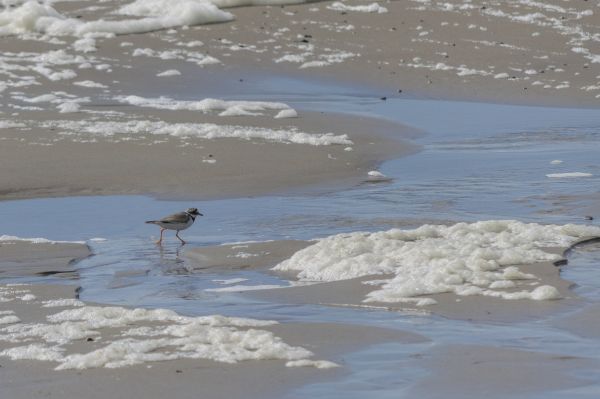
159 212 189 224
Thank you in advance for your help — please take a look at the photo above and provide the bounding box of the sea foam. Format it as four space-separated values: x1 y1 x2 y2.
273 220 600 305
38 119 353 146
0 284 337 370
0 235 85 245
116 95 295 118
0 0 313 37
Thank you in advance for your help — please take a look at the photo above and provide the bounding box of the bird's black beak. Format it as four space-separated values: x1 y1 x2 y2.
198 212 203 216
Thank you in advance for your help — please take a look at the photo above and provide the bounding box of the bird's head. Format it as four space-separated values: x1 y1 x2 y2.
186 208 203 217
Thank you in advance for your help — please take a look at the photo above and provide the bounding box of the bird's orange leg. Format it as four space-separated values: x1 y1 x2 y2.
156 228 165 245
176 231 186 245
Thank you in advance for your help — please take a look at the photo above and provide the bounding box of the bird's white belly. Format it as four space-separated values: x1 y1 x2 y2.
158 219 193 231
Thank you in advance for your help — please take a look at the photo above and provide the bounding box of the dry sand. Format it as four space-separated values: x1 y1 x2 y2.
0 283 427 399
0 240 90 278
185 238 595 323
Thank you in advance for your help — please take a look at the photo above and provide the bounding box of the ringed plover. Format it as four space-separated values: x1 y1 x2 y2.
146 208 203 245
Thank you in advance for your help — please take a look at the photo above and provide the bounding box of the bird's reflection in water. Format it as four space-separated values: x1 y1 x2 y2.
157 243 193 275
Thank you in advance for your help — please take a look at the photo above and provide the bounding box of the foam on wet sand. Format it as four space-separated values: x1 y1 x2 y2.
0 283 428 399
0 293 335 370
0 110 410 201
273 220 600 305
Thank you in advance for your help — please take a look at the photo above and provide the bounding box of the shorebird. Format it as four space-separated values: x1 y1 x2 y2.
146 208 203 245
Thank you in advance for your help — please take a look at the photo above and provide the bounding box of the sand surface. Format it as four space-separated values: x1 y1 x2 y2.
0 108 415 201
185 238 592 322
533 192 600 221
2 0 598 202
2 0 598 107
408 344 598 398
0 240 90 278
553 302 600 340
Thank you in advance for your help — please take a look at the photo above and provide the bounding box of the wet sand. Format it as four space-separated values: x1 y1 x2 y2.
554 303 600 340
2 0 598 108
185 239 593 322
533 192 600 221
0 110 416 201
408 344 598 398
0 282 427 399
0 240 90 278
1 0 597 202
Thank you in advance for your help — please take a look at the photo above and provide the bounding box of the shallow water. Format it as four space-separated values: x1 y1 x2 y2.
2 83 600 397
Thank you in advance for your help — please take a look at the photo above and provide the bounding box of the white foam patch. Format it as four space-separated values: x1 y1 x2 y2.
0 235 85 245
546 172 593 178
57 101 80 113
212 278 249 285
273 221 600 305
14 91 91 109
89 238 108 242
367 170 389 181
274 109 298 119
285 359 339 368
327 2 388 14
72 37 96 53
132 47 220 66
0 0 314 37
73 80 107 88
42 299 85 308
205 284 288 292
40 119 353 146
0 300 336 370
116 95 295 118
0 121 26 129
0 1 233 37
0 315 21 325
156 69 181 77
